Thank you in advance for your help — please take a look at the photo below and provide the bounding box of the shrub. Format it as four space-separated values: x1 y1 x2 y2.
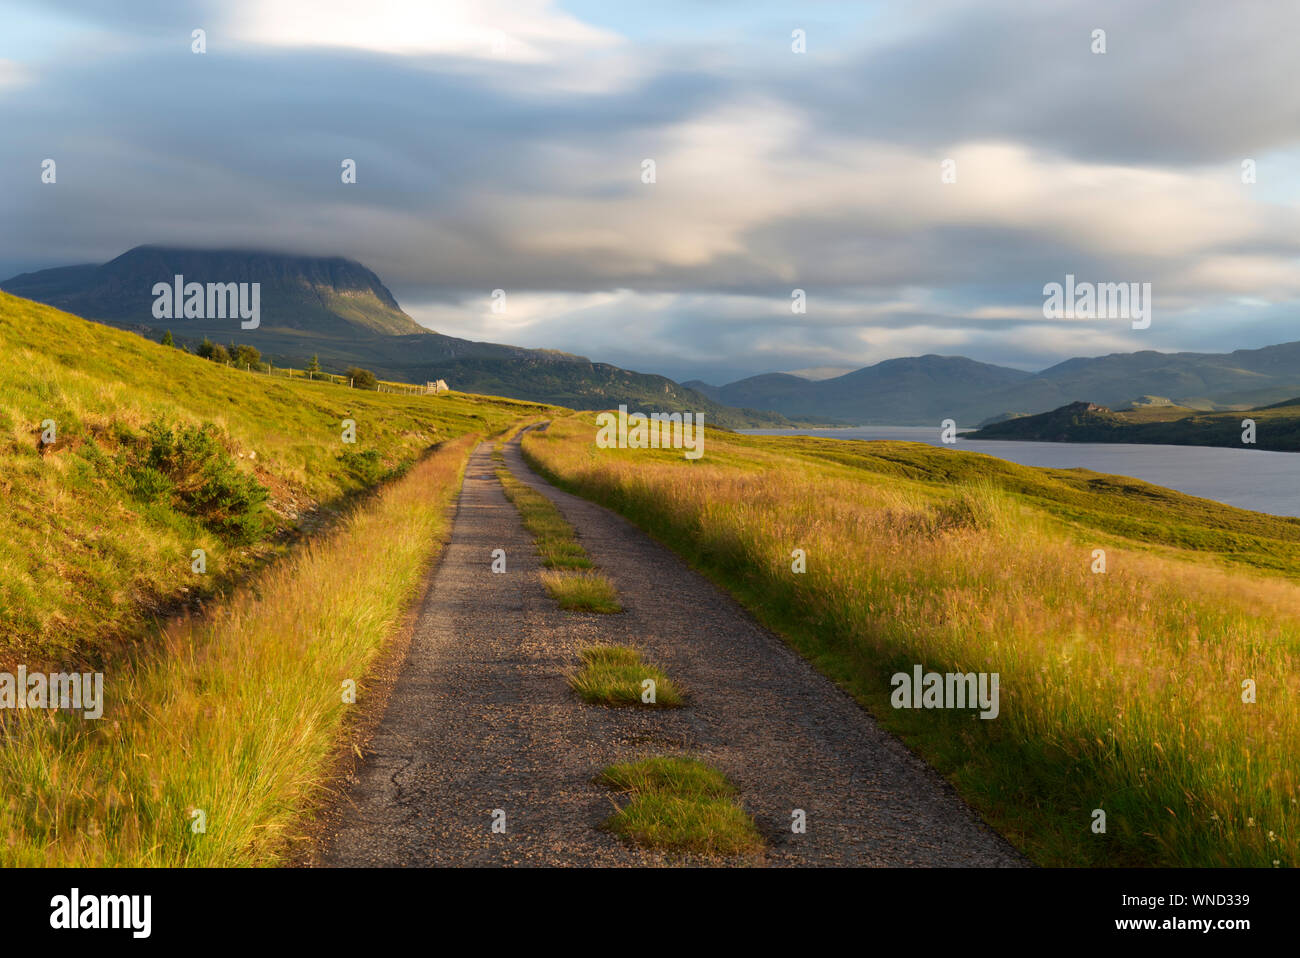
233 344 261 369
123 421 270 542
197 338 231 364
339 449 386 485
344 367 378 390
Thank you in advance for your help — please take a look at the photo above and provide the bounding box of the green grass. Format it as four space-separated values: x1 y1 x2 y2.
494 457 621 611
599 757 763 856
0 291 554 663
525 413 1300 867
539 569 623 614
570 645 684 706
496 466 593 571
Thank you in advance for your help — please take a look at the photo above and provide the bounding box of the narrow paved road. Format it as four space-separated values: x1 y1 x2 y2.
317 433 1025 866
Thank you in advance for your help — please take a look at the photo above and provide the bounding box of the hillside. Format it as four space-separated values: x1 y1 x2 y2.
0 290 547 663
964 398 1300 451
1 247 788 428
416 356 793 429
695 342 1300 425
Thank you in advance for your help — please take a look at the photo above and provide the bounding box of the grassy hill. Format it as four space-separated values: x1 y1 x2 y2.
0 290 549 664
523 415 1300 866
964 398 1300 451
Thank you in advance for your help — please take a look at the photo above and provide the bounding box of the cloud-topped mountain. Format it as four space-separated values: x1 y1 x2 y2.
1 246 792 429
2 245 523 348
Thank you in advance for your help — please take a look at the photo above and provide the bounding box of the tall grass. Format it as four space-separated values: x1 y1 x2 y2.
0 435 475 866
524 416 1300 867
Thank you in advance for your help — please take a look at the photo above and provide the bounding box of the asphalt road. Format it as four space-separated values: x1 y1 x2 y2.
316 434 1025 866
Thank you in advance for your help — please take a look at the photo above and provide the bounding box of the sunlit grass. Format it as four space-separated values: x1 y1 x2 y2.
599 756 762 856
525 413 1300 867
570 645 683 706
539 570 622 614
0 291 547 661
0 436 477 866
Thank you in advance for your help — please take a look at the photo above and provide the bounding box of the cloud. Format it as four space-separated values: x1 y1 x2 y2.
4 0 1300 383
227 0 620 62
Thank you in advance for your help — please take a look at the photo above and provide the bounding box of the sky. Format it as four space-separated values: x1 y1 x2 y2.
3 0 1300 385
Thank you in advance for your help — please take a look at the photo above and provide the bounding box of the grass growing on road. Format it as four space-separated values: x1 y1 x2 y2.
539 570 622 613
495 461 592 571
525 413 1300 868
570 645 684 706
0 435 479 866
600 756 762 856
495 452 622 612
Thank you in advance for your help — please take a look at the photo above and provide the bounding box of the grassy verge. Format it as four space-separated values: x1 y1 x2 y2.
0 435 476 865
494 452 621 612
569 645 684 707
599 756 762 856
524 414 1300 867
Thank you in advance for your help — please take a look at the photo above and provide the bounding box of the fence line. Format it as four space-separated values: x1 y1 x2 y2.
208 359 447 395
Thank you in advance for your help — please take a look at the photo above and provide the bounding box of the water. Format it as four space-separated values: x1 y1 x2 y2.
739 426 1300 518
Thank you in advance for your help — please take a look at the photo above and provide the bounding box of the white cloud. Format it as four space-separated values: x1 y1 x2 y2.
229 0 619 62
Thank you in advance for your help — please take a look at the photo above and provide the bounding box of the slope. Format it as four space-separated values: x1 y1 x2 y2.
0 290 548 663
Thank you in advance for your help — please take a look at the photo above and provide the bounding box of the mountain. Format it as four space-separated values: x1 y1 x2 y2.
1 246 790 429
700 356 1035 424
963 399 1300 452
695 343 1300 425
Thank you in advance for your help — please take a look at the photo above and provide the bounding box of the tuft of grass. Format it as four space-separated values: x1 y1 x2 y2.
539 570 622 614
570 645 683 706
599 756 762 856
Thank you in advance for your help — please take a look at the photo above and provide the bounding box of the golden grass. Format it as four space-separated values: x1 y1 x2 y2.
539 570 622 614
569 645 684 706
525 415 1300 867
599 756 763 856
0 435 476 866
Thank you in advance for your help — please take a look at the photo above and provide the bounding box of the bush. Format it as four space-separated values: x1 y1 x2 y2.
197 338 231 364
344 367 378 390
123 421 270 542
233 344 261 368
339 449 386 485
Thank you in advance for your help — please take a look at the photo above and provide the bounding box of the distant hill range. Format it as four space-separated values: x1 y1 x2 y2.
688 344 1300 425
1 246 790 429
963 398 1300 452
